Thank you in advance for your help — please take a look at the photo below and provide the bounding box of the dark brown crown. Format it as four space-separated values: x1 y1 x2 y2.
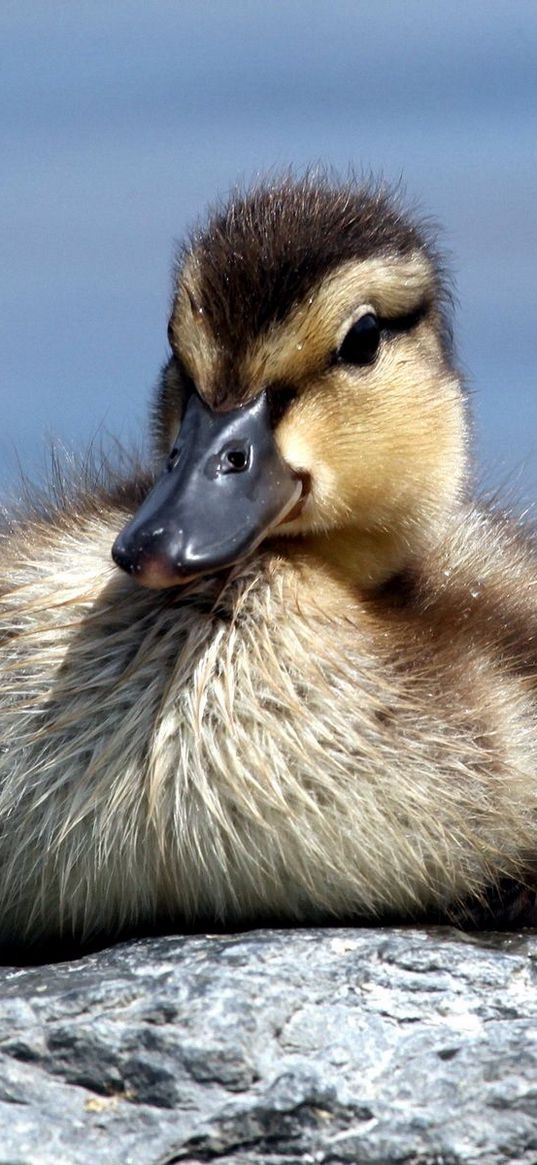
175 172 453 360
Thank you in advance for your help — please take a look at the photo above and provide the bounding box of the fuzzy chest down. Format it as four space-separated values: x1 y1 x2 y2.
0 539 535 943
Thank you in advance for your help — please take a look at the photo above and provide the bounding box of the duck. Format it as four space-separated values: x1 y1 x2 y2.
1 172 537 950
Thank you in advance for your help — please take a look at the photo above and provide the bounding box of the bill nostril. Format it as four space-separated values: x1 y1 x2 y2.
224 448 249 471
205 442 252 479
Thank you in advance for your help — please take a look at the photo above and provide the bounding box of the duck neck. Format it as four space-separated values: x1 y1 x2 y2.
286 526 414 592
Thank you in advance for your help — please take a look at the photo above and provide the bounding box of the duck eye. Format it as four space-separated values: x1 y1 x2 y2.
337 312 380 366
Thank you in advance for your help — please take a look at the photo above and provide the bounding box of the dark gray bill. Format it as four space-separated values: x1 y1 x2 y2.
111 390 302 587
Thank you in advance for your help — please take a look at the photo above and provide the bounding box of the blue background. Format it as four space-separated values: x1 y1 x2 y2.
2 1 536 502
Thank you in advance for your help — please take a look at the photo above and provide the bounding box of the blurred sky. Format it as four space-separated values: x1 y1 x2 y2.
1 0 536 502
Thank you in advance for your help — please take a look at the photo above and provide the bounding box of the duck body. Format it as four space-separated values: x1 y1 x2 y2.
2 175 537 945
1 497 537 944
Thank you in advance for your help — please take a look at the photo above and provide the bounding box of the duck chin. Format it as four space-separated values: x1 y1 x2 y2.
300 525 410 589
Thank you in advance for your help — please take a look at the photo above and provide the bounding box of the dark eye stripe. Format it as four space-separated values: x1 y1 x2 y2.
266 383 298 426
380 302 428 336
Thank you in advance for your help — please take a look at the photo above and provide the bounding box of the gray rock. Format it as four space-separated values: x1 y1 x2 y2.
0 927 536 1164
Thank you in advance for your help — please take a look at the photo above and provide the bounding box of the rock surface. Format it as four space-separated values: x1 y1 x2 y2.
0 927 536 1164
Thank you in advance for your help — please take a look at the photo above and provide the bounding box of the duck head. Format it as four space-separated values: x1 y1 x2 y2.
112 175 467 589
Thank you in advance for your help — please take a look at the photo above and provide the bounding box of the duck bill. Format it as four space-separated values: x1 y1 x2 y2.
112 390 302 588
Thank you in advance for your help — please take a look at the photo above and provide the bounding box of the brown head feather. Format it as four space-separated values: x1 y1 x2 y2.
182 173 451 354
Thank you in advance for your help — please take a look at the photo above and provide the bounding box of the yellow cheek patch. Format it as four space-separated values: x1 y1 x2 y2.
276 396 355 532
274 341 465 542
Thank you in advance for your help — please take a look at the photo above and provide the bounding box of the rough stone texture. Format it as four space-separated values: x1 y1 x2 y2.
0 927 536 1164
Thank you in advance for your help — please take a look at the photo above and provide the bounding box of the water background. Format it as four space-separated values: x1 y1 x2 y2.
2 1 536 504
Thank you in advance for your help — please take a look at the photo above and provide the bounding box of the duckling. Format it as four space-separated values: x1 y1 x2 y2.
1 173 537 948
